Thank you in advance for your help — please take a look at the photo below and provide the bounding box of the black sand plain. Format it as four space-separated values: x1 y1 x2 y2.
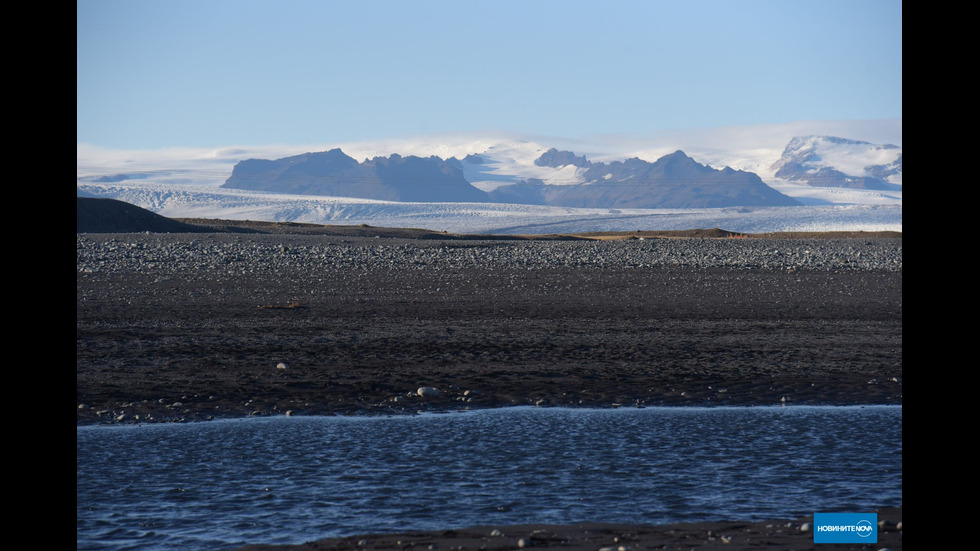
76 200 902 550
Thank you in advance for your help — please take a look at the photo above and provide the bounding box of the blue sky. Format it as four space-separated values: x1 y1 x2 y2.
77 0 902 150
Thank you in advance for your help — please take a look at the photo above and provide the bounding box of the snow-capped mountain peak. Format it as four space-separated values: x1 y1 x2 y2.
771 136 902 189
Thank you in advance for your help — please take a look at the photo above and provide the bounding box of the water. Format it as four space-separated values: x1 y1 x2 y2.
77 405 902 551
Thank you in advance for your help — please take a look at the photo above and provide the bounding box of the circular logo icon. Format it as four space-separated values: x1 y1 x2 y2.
855 519 873 537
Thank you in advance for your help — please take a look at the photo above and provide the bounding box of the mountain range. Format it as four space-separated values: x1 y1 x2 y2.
222 148 802 208
488 149 799 208
75 127 903 234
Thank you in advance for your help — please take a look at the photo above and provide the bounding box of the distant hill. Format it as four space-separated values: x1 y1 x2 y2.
76 197 209 233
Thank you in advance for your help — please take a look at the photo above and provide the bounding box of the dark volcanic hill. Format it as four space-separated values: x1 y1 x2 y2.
222 149 489 202
76 197 209 233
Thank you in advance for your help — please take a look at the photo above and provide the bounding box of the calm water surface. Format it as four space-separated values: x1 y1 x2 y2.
77 405 902 551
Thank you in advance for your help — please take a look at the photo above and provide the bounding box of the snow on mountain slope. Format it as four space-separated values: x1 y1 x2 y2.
76 122 902 234
832 143 900 182
466 140 590 189
770 136 902 190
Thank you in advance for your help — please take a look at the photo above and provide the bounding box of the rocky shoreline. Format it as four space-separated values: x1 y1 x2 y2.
231 507 904 551
77 232 901 425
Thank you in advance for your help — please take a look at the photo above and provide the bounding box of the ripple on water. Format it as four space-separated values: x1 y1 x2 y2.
77 405 902 551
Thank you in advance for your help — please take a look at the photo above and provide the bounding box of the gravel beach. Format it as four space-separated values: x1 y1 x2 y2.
77 231 902 423
76 226 902 550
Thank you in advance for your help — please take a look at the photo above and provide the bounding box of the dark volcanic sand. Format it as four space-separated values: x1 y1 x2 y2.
76 229 902 550
77 233 902 423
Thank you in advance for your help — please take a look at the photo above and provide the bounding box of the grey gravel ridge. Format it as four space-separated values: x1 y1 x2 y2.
77 233 902 276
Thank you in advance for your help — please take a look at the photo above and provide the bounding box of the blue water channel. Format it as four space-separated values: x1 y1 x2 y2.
77 405 902 551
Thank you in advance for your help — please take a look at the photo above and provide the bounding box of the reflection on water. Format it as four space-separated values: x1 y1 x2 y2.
77 405 902 551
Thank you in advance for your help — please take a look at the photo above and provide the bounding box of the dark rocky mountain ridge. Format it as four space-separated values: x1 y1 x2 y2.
222 147 801 209
223 148 488 202
492 149 801 208
534 147 592 168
